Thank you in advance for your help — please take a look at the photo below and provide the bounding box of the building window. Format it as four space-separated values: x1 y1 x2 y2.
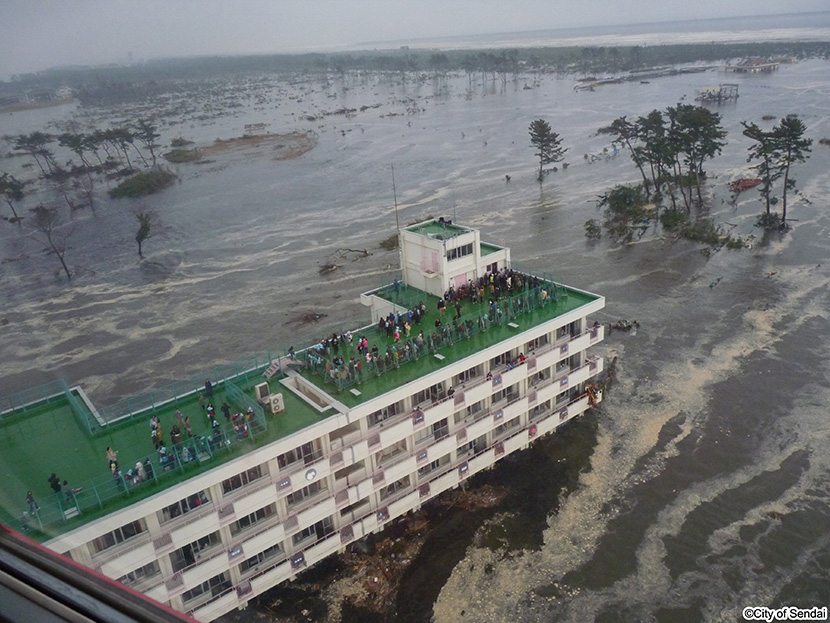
493 383 519 404
181 572 231 605
117 560 160 586
467 400 485 421
491 350 513 369
170 532 222 572
495 417 521 436
532 400 552 417
291 517 334 546
160 490 210 523
238 544 284 574
417 454 450 478
380 476 411 501
286 482 323 508
92 519 146 553
432 418 449 441
414 424 434 444
221 465 264 495
532 368 552 386
446 243 473 261
368 400 404 427
458 434 487 456
487 262 498 273
455 365 480 386
556 388 573 405
230 504 276 536
339 498 370 518
277 441 321 469
412 387 430 406
376 439 407 465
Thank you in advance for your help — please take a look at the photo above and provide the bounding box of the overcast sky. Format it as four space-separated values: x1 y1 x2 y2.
1 0 827 79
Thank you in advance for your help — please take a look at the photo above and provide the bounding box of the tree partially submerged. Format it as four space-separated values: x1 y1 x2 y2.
604 106 726 211
743 114 812 226
134 210 159 258
666 104 726 209
134 118 161 167
29 204 72 280
742 121 779 216
608 116 651 194
776 115 811 224
10 131 58 177
0 173 25 226
529 119 567 182
598 185 652 244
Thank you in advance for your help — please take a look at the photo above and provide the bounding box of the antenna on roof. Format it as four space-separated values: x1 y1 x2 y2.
391 163 399 233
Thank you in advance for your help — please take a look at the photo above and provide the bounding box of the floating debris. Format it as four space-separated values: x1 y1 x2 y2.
729 178 762 193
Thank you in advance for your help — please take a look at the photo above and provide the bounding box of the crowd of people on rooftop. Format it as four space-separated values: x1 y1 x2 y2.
302 269 555 389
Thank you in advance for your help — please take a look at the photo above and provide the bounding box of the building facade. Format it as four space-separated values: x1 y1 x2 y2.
44 220 606 621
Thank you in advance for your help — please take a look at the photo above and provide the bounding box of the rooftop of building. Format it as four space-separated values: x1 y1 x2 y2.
403 218 472 238
0 271 600 543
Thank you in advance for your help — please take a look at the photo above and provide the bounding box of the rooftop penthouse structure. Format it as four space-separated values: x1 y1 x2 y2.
0 219 606 621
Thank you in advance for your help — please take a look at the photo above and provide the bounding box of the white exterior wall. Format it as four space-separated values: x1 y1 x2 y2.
44 221 606 622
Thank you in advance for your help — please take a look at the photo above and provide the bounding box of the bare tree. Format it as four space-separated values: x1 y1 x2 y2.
29 204 72 280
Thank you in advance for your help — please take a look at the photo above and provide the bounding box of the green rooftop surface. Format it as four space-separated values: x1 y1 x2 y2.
298 281 598 408
1 276 598 542
405 220 471 237
479 242 502 256
0 377 327 542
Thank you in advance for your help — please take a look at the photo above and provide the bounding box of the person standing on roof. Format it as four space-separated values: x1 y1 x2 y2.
106 447 119 471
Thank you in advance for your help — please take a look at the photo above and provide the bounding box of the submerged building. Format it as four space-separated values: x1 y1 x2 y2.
0 219 606 621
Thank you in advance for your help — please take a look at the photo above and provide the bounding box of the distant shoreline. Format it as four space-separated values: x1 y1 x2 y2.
0 97 74 114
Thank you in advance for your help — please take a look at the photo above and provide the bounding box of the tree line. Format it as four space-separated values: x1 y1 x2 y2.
1 119 166 279
7 41 830 108
529 107 812 244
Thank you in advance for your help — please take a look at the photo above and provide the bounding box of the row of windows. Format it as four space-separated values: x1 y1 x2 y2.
286 481 324 508
368 400 404 426
230 503 276 536
382 324 579 430
117 560 160 586
160 490 210 523
292 517 334 546
446 242 473 261
238 543 284 574
171 531 221 572
113 395 565 588
222 465 265 495
88 320 589 566
182 572 231 605
277 441 321 469
92 519 146 554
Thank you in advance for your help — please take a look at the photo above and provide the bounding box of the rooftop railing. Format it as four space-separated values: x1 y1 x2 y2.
298 275 571 394
15 413 267 539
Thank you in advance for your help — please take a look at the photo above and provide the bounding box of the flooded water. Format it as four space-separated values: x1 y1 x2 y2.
2 51 830 622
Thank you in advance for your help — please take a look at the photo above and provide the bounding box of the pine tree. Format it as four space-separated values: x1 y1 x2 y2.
529 119 567 182
775 115 811 224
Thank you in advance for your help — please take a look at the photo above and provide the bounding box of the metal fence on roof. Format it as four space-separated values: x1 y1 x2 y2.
96 350 275 426
15 414 267 538
299 271 571 393
0 379 71 420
